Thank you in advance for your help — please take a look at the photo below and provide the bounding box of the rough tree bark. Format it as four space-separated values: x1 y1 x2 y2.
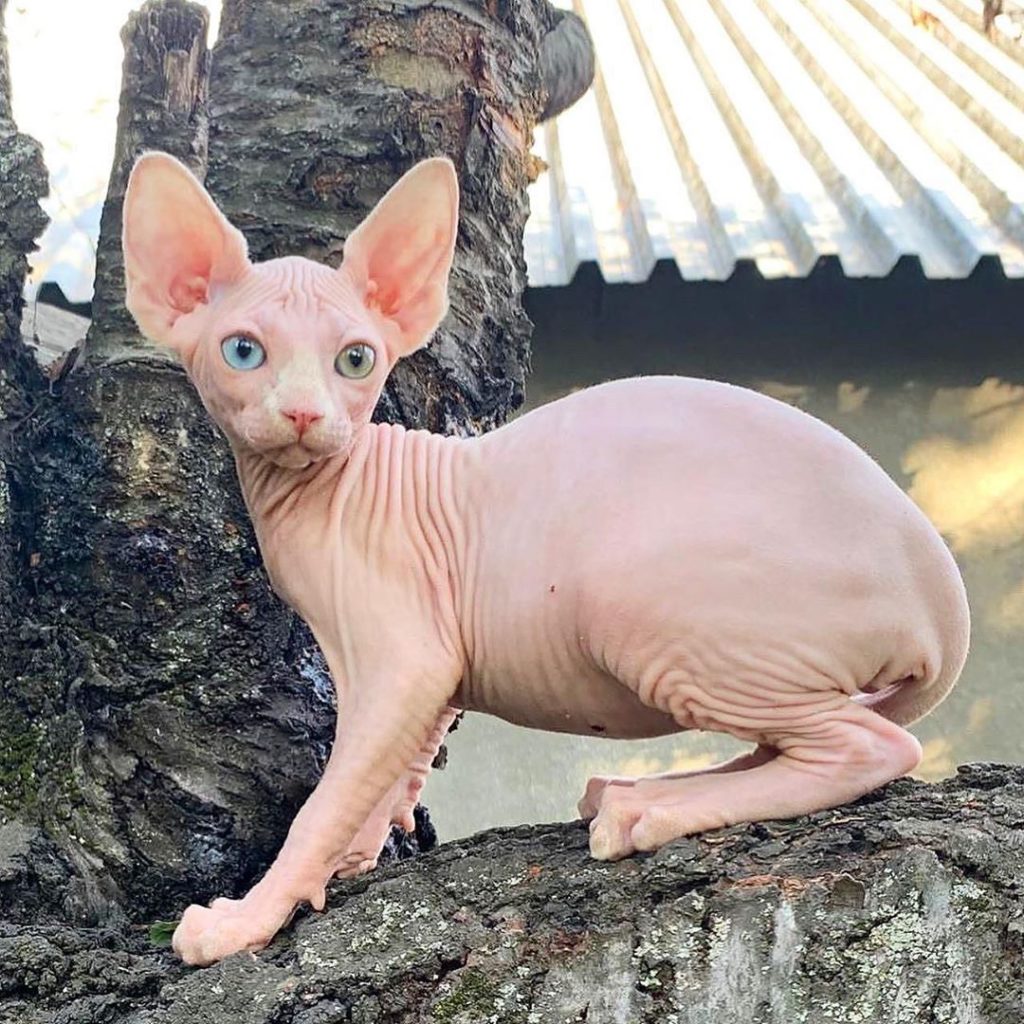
2 0 341 928
0 0 48 364
0 0 566 929
0 0 47 660
86 0 211 361
2 765 1022 1023
0 0 67 924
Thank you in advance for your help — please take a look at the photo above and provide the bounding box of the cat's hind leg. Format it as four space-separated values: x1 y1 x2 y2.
578 745 776 821
586 695 921 861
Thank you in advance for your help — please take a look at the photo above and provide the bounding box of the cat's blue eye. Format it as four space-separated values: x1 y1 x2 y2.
221 334 266 371
335 342 376 380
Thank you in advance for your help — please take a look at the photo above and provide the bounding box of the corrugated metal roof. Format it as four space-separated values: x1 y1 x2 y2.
14 0 1024 303
524 0 1024 284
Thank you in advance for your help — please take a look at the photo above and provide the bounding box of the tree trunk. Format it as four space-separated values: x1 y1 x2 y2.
0 0 48 359
0 0 61 926
0 0 59 917
2 765 1022 1023
0 0 556 929
1 0 332 927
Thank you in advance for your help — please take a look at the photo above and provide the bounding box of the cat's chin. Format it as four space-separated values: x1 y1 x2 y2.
232 431 353 469
264 447 332 470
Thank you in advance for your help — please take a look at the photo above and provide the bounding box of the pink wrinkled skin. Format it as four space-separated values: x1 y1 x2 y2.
122 153 970 967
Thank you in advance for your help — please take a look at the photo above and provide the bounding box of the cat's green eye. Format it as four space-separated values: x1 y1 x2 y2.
335 343 376 380
221 334 266 371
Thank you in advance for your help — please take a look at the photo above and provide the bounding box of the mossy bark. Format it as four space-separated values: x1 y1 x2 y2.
2 765 1022 1023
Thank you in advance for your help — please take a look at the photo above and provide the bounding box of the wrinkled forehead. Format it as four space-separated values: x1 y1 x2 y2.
219 255 371 340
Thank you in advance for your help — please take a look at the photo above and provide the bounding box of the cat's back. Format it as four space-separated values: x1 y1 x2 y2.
468 373 954 619
477 375 881 495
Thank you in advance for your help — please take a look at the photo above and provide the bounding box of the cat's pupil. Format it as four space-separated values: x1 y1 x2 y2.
236 338 253 360
348 347 364 367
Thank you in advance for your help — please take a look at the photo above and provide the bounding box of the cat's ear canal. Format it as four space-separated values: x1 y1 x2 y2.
122 152 251 351
339 157 459 359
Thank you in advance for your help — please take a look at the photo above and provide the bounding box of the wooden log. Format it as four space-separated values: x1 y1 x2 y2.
2 766 1022 1022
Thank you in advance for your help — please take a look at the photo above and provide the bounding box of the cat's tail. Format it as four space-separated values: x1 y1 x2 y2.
850 674 944 726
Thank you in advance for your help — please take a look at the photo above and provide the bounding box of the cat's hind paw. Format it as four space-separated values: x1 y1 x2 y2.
333 852 379 879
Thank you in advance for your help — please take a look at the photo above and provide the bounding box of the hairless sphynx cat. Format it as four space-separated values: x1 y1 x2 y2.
122 153 970 966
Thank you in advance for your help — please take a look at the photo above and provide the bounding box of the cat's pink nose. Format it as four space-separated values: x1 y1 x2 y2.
282 409 323 438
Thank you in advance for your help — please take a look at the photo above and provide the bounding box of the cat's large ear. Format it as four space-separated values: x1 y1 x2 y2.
340 158 459 357
122 152 250 348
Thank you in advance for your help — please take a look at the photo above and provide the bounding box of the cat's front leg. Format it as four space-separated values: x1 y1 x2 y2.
332 706 459 879
172 668 458 966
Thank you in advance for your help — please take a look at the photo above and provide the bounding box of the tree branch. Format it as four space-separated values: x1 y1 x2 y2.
1 765 1021 1022
86 0 211 363
539 9 595 122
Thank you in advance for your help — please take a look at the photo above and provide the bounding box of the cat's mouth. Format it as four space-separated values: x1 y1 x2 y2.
234 416 353 468
260 430 354 469
264 441 337 469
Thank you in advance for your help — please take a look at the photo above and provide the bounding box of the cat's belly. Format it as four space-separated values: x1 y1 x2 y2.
454 658 681 740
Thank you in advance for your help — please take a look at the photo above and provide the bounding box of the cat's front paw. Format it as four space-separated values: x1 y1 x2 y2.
172 894 293 967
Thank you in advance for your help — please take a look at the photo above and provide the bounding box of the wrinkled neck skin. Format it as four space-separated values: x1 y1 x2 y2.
233 423 471 699
234 435 356 551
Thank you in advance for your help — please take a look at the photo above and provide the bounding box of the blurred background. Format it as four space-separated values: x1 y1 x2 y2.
9 0 1024 840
